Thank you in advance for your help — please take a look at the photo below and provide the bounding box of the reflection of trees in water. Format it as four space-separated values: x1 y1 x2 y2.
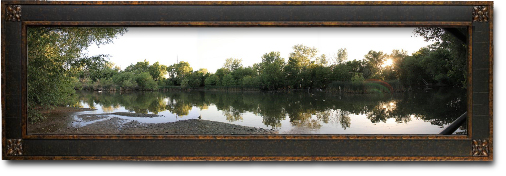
101 105 120 113
79 91 167 114
165 96 193 116
366 100 412 123
337 110 351 130
222 107 243 122
76 87 466 130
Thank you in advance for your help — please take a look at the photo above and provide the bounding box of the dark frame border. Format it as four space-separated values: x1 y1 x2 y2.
1 1 493 161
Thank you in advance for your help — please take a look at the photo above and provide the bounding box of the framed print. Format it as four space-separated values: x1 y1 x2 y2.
1 1 493 161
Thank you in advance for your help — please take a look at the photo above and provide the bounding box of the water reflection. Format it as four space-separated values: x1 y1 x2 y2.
73 88 466 134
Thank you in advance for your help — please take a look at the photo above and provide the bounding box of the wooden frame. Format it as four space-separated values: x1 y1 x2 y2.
1 1 493 161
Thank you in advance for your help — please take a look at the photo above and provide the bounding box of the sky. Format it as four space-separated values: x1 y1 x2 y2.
85 27 434 72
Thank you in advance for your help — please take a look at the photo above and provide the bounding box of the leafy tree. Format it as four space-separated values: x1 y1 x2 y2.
312 65 332 89
363 50 387 79
180 77 190 88
413 27 468 87
398 55 427 87
98 77 115 89
230 67 255 85
124 59 150 73
284 44 319 89
121 79 138 90
187 71 205 88
205 75 220 86
135 72 157 90
214 68 230 85
167 61 193 85
222 74 236 87
112 72 137 90
316 54 328 66
332 64 352 82
27 27 126 121
148 61 168 81
197 68 209 75
289 44 318 68
334 48 348 64
259 51 285 90
385 49 408 80
223 58 243 71
242 75 260 88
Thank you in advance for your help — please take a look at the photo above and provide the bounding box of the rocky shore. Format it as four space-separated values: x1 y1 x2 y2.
28 107 277 135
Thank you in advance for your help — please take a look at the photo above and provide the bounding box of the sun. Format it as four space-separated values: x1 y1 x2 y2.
381 59 393 68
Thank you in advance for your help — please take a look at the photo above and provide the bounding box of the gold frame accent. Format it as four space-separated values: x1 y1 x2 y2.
5 5 21 22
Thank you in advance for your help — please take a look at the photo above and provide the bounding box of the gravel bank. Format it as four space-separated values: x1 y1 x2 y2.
119 119 277 134
28 108 277 135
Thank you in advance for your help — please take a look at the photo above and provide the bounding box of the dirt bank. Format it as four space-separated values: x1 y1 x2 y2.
28 107 277 135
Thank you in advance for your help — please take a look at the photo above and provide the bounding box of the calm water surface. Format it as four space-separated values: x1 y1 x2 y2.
72 88 466 134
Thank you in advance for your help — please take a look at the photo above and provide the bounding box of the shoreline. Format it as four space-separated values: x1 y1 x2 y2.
28 107 277 135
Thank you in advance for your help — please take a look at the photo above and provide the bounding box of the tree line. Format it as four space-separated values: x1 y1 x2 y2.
73 34 467 93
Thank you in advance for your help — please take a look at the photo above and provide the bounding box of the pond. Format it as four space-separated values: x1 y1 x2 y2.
67 88 467 134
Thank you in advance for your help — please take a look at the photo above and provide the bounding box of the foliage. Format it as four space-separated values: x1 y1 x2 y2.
334 48 348 64
205 75 220 86
223 58 243 71
221 74 236 87
27 27 127 122
148 61 168 81
412 27 468 87
259 51 285 90
29 27 468 123
135 72 158 90
167 61 193 85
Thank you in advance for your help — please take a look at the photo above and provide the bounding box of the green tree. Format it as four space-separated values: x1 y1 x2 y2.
187 71 205 88
316 54 328 66
214 68 230 86
284 58 301 89
242 75 260 88
284 44 319 89
205 74 220 86
289 44 318 68
121 79 138 90
180 77 190 88
413 27 468 87
385 49 408 80
398 55 427 87
135 72 158 90
223 58 243 71
197 68 209 75
332 64 352 82
259 51 285 90
27 27 126 122
230 67 255 85
312 65 332 89
167 61 193 85
148 61 168 81
363 50 387 79
124 59 150 73
334 48 348 64
222 74 236 87
112 72 138 90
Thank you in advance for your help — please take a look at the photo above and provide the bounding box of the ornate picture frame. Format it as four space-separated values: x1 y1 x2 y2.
1 1 493 161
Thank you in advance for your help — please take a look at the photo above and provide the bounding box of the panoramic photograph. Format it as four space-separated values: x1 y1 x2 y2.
27 27 468 135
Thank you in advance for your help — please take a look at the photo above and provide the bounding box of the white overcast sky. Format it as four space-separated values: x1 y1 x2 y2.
85 27 434 72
